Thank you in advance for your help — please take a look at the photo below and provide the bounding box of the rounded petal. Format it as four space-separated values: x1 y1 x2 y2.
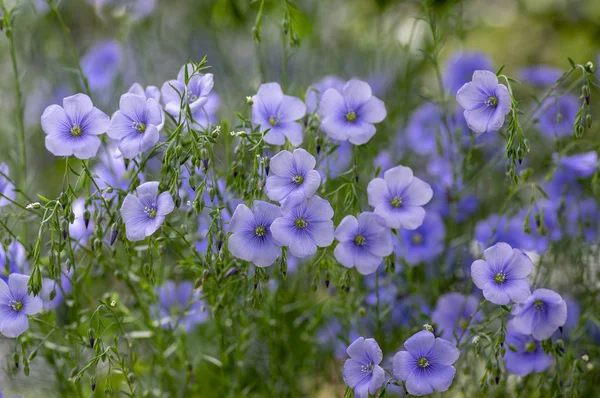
334 242 357 268
306 196 334 220
120 194 142 223
251 241 281 267
161 79 185 107
255 82 284 109
136 181 160 198
270 150 294 176
404 330 435 356
343 79 372 109
406 372 434 396
292 148 317 171
0 312 29 338
270 218 294 247
343 358 370 389
464 106 494 134
23 295 43 315
367 178 389 207
311 220 335 247
505 249 533 279
280 121 303 147
319 88 345 117
360 96 386 123
503 278 531 304
229 204 254 234
320 115 348 141
302 170 321 198
346 121 376 145
369 365 385 394
346 336 368 361
482 282 511 305
263 126 286 146
41 105 69 136
383 166 413 191
279 95 306 121
364 338 383 364
108 110 134 140
146 98 163 128
392 350 414 381
63 94 93 123
376 205 425 230
456 82 485 110
8 273 29 298
431 338 460 365
483 242 513 269
471 70 499 93
428 364 456 393
471 259 491 289
265 176 296 202
335 216 359 242
403 178 433 206
227 232 255 262
72 136 102 159
288 232 317 258
156 192 175 216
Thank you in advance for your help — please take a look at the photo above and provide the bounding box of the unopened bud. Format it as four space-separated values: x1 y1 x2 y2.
246 96 253 105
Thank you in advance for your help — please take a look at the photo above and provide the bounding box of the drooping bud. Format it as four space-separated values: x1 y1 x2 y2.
84 209 91 229
88 328 95 348
225 267 239 278
110 226 119 246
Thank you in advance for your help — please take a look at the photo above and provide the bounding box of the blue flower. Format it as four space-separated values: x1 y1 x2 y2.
471 242 533 305
41 94 110 159
443 52 493 95
0 163 16 211
0 241 28 282
228 201 282 267
503 322 554 376
265 149 321 203
320 79 386 145
161 63 214 123
432 293 482 343
518 65 562 88
41 271 72 310
252 82 306 146
0 273 43 338
81 40 122 91
404 103 450 155
393 330 460 396
534 94 579 139
396 211 445 266
456 70 511 134
373 150 393 177
154 281 208 332
343 337 385 398
334 212 393 275
107 93 163 158
474 214 533 252
555 151 598 178
93 144 143 195
511 288 567 340
367 165 433 230
305 75 345 114
120 182 174 241
566 198 599 242
127 82 164 130
270 195 334 258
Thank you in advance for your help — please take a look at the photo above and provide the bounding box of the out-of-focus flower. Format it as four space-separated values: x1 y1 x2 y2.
432 293 482 343
228 201 282 267
69 198 94 247
456 70 510 134
120 182 174 241
396 211 445 265
161 63 214 123
444 52 493 95
251 82 306 146
534 95 579 139
342 337 385 398
87 0 157 21
566 199 599 242
94 144 143 195
41 271 72 310
270 195 334 258
393 330 459 396
367 165 433 229
471 242 532 305
555 151 598 178
0 241 28 282
41 94 110 159
503 322 554 376
0 163 16 211
265 149 321 202
518 66 562 88
82 40 122 91
316 140 352 180
320 79 386 145
474 214 533 252
0 273 43 338
334 212 393 275
153 281 208 332
305 76 345 114
511 288 567 340
107 93 162 158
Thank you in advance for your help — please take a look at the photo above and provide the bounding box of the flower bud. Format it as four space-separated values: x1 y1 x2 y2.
246 96 254 105
423 324 434 332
